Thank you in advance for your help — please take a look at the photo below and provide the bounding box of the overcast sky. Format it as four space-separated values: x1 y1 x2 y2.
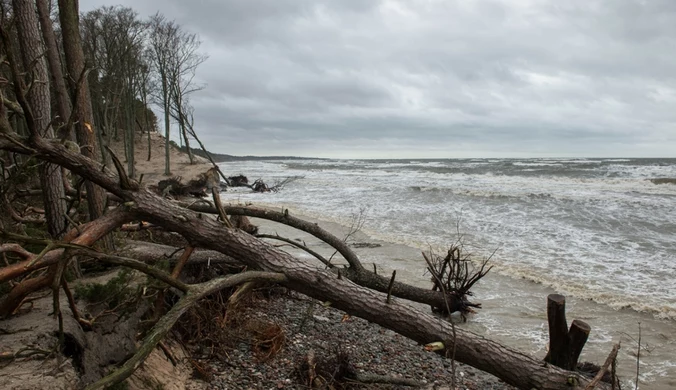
82 0 676 158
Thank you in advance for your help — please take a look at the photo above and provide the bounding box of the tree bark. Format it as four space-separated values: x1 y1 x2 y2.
36 0 72 140
57 0 109 235
172 91 193 164
163 77 171 176
569 319 591 370
126 87 135 178
128 189 608 390
546 294 569 368
545 294 591 371
13 0 67 239
118 241 241 269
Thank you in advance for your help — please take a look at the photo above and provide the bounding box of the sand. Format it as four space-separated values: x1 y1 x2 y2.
107 131 213 186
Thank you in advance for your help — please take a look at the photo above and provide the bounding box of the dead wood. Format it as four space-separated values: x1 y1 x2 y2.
230 214 258 235
256 233 331 267
84 271 287 390
152 167 221 198
228 174 248 186
0 132 615 389
584 343 620 390
116 241 242 270
185 202 475 314
298 347 421 388
0 208 131 284
545 294 591 371
155 176 206 198
72 249 189 292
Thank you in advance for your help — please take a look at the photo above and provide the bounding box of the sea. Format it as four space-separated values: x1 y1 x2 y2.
219 157 676 389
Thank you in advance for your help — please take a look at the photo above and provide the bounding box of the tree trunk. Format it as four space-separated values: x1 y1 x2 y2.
146 114 152 162
35 0 72 141
0 208 131 316
545 294 591 371
13 0 67 239
162 76 171 176
127 104 135 179
0 135 614 389
175 100 193 164
57 0 108 226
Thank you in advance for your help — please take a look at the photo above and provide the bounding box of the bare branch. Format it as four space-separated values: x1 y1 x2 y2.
256 233 333 268
84 271 287 390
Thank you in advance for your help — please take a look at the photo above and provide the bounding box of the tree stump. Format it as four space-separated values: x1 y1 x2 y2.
544 294 591 370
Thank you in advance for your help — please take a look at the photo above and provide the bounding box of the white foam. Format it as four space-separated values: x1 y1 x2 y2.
220 158 676 321
219 157 676 389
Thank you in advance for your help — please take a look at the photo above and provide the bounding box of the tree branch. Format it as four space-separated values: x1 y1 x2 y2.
84 271 287 390
256 233 333 268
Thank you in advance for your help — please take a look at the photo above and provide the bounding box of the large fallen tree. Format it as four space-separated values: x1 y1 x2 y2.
0 125 619 389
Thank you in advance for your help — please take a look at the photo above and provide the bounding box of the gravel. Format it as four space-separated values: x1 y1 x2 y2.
202 291 517 390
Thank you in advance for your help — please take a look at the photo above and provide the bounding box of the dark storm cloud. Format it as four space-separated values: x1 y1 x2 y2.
82 0 676 157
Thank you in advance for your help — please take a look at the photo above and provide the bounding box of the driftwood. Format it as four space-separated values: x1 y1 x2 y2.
227 174 248 186
154 168 220 198
0 131 616 389
423 247 490 315
225 174 300 192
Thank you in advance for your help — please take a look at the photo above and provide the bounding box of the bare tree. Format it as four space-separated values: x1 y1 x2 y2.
81 6 146 178
11 0 67 238
148 13 207 172
147 13 176 176
57 0 109 241
137 62 156 161
36 0 71 140
0 4 619 390
0 128 617 389
167 29 207 165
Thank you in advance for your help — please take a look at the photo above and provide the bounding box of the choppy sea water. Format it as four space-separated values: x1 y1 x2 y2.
220 158 676 389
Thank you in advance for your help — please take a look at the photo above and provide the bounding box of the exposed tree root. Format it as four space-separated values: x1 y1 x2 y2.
84 271 286 390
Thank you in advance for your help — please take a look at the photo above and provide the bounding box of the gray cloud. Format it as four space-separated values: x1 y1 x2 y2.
82 0 676 158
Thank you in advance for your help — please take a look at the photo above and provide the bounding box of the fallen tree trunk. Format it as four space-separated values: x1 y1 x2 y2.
186 202 472 313
118 241 242 269
0 208 131 316
0 208 131 284
130 190 608 390
0 133 611 389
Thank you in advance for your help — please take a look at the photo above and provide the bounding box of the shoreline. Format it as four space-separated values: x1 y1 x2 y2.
220 196 675 389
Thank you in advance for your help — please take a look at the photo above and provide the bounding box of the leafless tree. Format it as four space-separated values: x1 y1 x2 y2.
147 13 177 176
57 0 108 232
10 0 67 238
81 6 146 178
147 13 207 172
0 3 619 390
167 29 207 165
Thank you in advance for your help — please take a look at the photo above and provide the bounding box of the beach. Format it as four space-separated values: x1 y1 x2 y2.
219 158 676 389
106 135 522 388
